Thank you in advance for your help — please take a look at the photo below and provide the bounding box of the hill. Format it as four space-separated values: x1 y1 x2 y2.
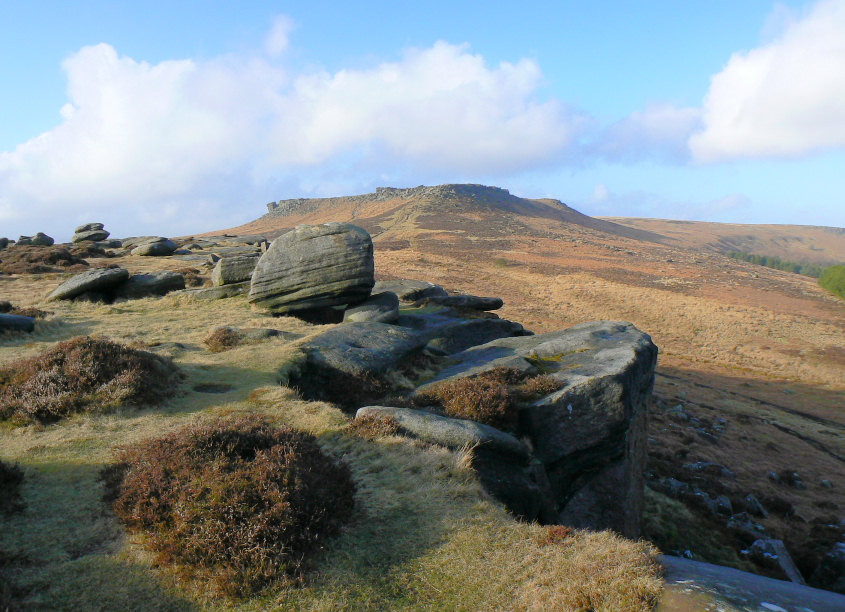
601 216 845 267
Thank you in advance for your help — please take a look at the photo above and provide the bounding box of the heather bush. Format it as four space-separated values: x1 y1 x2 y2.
203 327 244 352
819 264 845 298
0 301 52 319
0 458 25 514
0 336 183 423
0 245 89 274
103 416 356 596
347 413 401 440
416 368 563 432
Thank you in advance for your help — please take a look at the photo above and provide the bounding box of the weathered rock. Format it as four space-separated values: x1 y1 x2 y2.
211 254 260 286
747 539 806 585
115 271 185 299
727 512 767 544
75 222 104 233
249 223 374 314
180 282 250 300
416 294 504 311
811 542 845 594
372 279 447 302
16 236 33 245
743 494 768 517
0 313 35 333
131 238 177 256
94 239 122 249
355 406 530 459
684 462 736 480
415 321 657 538
343 291 399 323
73 229 110 242
45 267 130 301
31 232 54 246
423 317 529 354
0 237 9 250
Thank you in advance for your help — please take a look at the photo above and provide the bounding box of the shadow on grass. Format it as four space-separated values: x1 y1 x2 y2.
0 460 196 611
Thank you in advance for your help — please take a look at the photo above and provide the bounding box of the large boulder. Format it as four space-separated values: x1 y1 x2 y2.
130 238 178 256
211 254 260 286
0 313 35 333
249 223 374 314
17 233 54 246
416 294 504 311
72 222 110 243
114 271 185 299
811 542 845 594
45 267 130 301
343 291 399 323
0 237 10 250
415 321 657 538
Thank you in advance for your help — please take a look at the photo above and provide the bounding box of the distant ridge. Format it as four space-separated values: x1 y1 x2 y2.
256 183 667 244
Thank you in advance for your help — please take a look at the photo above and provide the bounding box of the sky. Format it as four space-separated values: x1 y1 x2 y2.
1 0 844 242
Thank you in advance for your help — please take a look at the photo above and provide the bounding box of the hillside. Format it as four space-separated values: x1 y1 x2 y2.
601 216 845 267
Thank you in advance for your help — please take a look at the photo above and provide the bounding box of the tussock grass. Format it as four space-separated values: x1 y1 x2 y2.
204 327 244 352
0 284 663 610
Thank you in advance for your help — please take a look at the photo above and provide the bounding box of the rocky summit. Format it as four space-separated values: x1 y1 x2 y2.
248 222 374 315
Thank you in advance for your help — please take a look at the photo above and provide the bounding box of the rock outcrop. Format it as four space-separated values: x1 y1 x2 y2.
130 237 178 256
114 271 185 299
343 291 399 323
211 254 260 287
17 233 54 246
249 223 374 315
371 279 447 302
45 267 130 302
0 313 35 333
72 223 110 243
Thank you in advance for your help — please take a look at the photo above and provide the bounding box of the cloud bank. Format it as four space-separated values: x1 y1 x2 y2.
0 37 585 239
690 0 845 162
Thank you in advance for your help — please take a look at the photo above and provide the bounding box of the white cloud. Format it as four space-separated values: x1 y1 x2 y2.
591 103 701 163
690 0 845 162
264 15 295 58
0 28 585 239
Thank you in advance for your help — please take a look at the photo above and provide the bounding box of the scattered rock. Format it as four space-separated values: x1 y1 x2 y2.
0 313 35 333
114 271 185 299
714 495 733 517
180 282 250 300
210 254 260 286
684 462 736 480
249 223 374 315
130 238 178 256
343 291 400 323
744 494 768 517
727 512 767 543
746 539 806 585
811 542 845 594
45 267 130 301
30 232 55 246
372 279 447 302
0 237 9 250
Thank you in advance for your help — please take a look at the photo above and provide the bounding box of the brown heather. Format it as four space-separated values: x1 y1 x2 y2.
417 367 564 432
346 413 401 440
203 326 244 352
0 336 183 423
102 415 356 597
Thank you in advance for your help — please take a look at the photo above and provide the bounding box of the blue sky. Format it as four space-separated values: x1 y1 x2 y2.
1 0 844 241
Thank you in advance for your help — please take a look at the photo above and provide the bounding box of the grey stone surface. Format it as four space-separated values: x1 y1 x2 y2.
0 313 35 333
811 542 845 594
0 237 9 249
16 236 33 245
356 405 530 459
211 253 260 286
32 232 54 246
131 238 177 256
73 229 110 242
417 294 504 310
114 271 185 299
343 291 399 323
372 279 447 302
414 320 657 537
249 223 374 314
45 267 130 301
748 539 806 585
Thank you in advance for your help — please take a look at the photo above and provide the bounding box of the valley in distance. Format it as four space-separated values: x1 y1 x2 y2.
1 183 843 610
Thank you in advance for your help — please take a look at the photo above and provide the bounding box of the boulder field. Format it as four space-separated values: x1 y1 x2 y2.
248 222 658 538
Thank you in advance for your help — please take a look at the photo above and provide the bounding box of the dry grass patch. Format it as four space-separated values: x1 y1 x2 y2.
0 336 184 423
103 415 356 597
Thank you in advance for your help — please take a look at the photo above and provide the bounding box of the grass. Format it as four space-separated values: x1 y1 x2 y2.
0 285 663 610
204 327 244 352
103 415 356 597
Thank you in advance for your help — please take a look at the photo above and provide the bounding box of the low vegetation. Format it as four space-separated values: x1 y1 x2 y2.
0 300 52 319
0 244 90 275
416 367 563 432
726 250 824 277
203 326 244 352
102 415 356 596
0 336 183 423
819 264 845 298
345 412 401 439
